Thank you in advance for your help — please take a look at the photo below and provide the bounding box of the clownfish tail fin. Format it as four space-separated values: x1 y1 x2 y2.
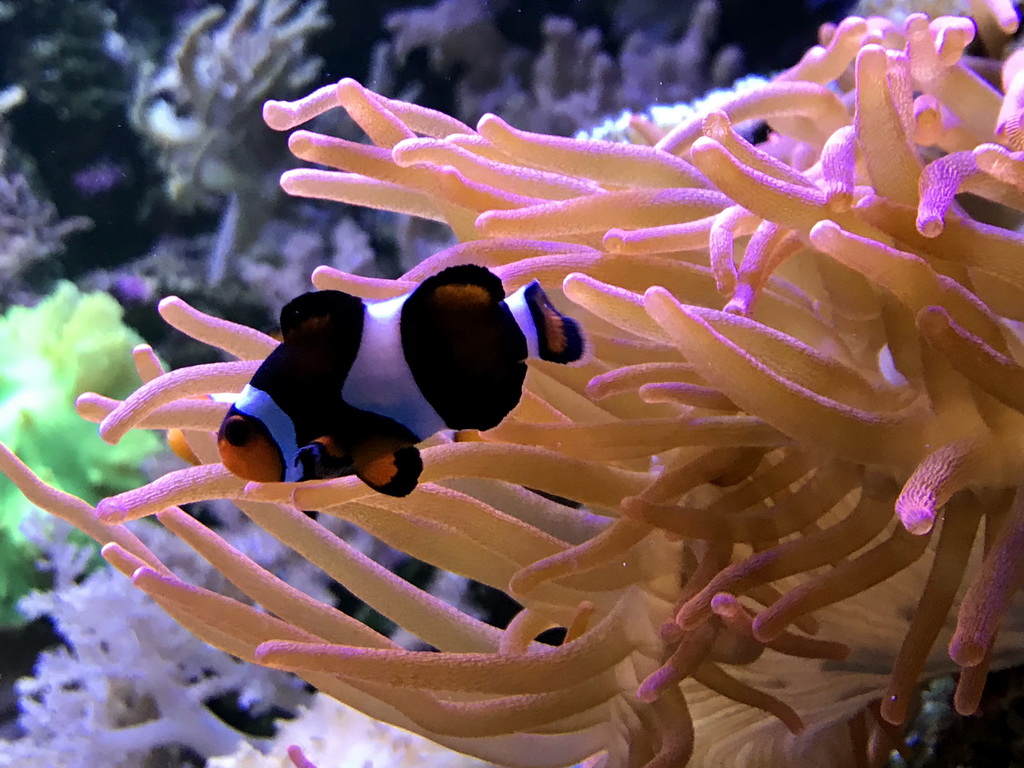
522 281 585 365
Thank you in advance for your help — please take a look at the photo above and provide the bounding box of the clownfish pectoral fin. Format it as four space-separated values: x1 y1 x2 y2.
168 428 200 465
170 393 236 466
296 436 354 481
351 437 423 497
521 281 585 365
279 289 364 343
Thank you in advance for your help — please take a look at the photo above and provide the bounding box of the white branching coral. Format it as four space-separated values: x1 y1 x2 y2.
0 515 311 768
210 692 499 768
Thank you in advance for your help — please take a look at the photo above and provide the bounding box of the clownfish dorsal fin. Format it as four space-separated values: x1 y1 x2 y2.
351 436 422 497
413 264 506 311
279 290 364 343
519 281 586 365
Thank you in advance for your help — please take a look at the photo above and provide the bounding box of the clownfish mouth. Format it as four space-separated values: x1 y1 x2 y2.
217 413 286 483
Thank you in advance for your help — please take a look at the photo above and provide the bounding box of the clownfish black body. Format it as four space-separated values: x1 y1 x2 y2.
218 264 585 496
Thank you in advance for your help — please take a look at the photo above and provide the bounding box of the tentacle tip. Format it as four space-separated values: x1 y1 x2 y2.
157 296 184 314
95 497 129 524
808 218 840 242
280 169 304 194
97 421 122 446
561 271 587 287
476 113 507 134
700 109 731 138
916 215 944 238
309 264 331 280
507 572 541 600
722 292 752 316
659 620 684 644
242 479 271 496
635 685 660 704
709 592 736 615
253 640 290 663
153 508 176 524
390 138 418 166
750 616 780 643
98 542 125 563
603 229 627 251
852 192 882 211
916 306 955 342
953 695 981 717
642 285 675 306
334 78 363 100
879 695 907 727
130 565 158 584
689 136 723 158
948 637 987 668
474 210 501 234
916 304 947 323
618 496 646 520
262 100 295 131
74 391 99 408
831 641 852 661
287 745 318 768
287 130 315 153
786 718 807 736
835 14 866 31
897 504 935 535
674 606 707 631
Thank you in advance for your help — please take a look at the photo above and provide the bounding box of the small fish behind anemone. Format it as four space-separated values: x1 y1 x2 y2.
217 264 585 496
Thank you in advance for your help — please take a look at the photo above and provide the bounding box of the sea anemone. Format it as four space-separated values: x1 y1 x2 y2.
5 7 1024 768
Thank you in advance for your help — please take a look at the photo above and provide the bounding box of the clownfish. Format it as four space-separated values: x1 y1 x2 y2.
217 264 585 497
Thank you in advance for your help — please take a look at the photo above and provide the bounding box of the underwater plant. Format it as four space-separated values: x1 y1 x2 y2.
5 5 1024 768
0 282 160 624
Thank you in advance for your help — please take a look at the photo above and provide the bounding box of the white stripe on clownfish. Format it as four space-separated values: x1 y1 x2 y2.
504 281 541 360
233 384 304 482
341 293 448 442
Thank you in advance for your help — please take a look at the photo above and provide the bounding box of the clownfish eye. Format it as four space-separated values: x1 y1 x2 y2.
222 415 254 447
218 412 285 483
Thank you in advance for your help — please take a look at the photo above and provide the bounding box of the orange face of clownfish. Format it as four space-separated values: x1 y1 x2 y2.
217 405 292 483
216 264 586 496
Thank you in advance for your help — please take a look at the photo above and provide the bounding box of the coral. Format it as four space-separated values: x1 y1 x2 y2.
0 283 160 623
131 0 330 212
853 0 1008 24
0 169 91 303
851 0 1018 53
0 101 91 305
209 691 497 768
10 7 1024 768
0 0 132 124
0 511 312 768
384 0 742 137
84 205 382 368
234 210 379 311
575 73 771 144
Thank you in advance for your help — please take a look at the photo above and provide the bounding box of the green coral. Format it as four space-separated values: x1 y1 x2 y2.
0 282 161 623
